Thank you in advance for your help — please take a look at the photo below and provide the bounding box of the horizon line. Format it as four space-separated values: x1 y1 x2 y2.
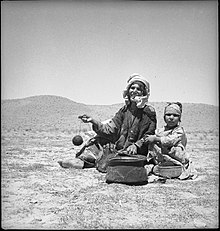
1 94 218 107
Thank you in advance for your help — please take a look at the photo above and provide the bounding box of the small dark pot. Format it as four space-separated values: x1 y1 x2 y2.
106 155 148 185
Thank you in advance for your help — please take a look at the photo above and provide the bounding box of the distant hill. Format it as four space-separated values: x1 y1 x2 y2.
1 95 219 133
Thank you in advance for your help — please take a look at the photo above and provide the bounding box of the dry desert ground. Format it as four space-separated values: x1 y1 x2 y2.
1 96 219 229
1 129 219 229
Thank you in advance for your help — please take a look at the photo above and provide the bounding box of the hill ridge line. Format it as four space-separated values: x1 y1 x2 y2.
1 95 218 107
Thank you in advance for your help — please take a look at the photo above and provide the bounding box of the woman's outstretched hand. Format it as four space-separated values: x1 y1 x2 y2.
78 114 93 123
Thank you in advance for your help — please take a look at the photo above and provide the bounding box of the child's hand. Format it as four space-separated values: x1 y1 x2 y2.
168 147 176 157
145 135 157 143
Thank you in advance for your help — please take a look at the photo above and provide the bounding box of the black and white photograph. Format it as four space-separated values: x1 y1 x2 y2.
1 0 218 229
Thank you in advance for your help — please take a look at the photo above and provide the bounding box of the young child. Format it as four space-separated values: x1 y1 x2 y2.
146 102 197 180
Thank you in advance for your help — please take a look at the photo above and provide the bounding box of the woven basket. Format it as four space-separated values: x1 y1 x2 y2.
153 165 183 178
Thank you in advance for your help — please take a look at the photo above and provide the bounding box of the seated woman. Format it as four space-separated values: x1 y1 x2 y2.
59 73 157 171
145 102 197 180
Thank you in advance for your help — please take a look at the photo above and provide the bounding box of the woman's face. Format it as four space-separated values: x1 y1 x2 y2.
164 113 180 128
128 83 144 101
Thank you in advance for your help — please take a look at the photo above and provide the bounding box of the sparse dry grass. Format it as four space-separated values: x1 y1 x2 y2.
1 128 219 229
1 96 219 229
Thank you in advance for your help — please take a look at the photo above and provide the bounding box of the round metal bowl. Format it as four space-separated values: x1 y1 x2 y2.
153 165 183 178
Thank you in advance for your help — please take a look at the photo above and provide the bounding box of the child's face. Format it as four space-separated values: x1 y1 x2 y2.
164 113 180 128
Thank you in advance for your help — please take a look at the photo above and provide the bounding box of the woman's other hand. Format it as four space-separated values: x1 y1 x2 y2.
126 144 138 155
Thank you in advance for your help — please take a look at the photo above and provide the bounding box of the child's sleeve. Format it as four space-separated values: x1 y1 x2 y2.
160 127 186 149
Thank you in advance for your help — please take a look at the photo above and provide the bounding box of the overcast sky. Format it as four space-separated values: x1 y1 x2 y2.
1 1 218 106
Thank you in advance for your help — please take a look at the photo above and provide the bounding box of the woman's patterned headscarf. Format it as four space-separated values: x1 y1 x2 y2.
123 73 150 108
